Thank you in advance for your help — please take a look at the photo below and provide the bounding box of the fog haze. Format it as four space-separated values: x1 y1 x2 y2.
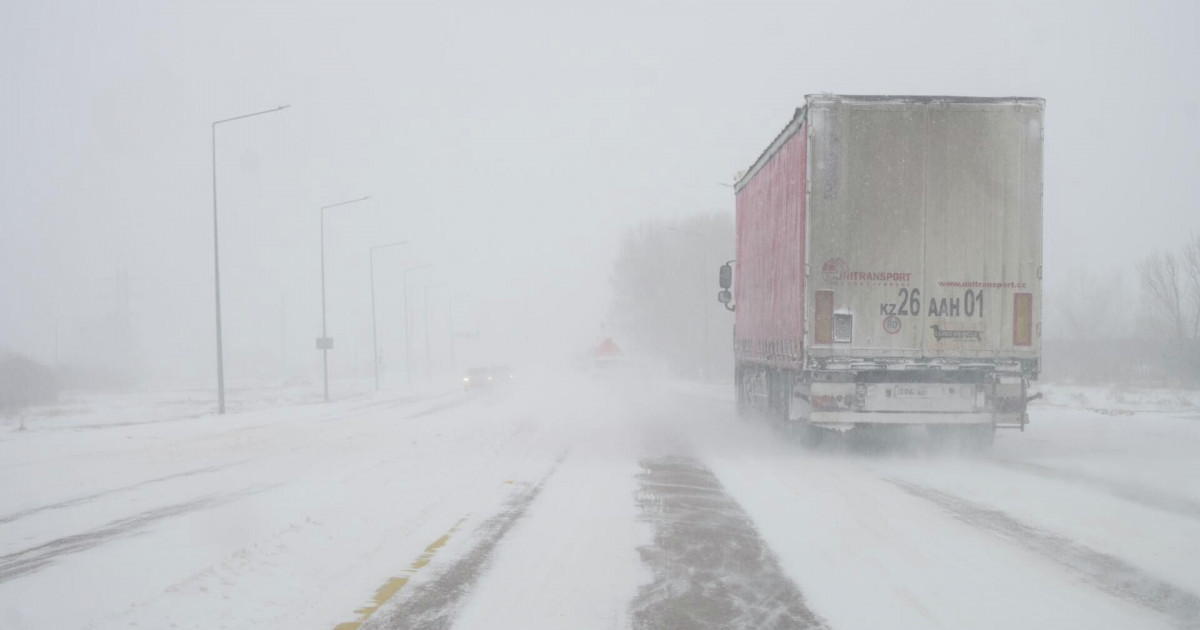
4 4 1200 627
2 0 1197 382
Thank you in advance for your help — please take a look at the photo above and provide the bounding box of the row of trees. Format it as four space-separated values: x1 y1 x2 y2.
0 351 58 414
1132 233 1200 385
1 345 145 416
608 213 735 380
1138 234 1200 340
1048 234 1200 387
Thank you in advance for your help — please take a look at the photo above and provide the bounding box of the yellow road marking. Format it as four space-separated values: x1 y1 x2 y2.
334 517 469 630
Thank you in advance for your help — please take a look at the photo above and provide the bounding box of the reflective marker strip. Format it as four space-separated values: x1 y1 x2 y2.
1013 293 1033 346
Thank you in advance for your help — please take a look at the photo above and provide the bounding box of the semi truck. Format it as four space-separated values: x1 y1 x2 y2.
718 94 1044 445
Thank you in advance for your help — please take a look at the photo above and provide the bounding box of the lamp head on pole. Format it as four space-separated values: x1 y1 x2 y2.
322 195 373 212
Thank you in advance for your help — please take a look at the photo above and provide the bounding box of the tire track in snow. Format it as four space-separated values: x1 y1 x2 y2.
403 396 473 420
17 390 412 432
890 479 1200 629
631 456 827 630
362 453 565 630
988 458 1200 521
0 394 452 527
0 460 251 526
0 486 268 584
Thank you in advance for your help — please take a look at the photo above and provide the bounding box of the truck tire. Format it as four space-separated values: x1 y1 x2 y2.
735 365 748 413
971 424 997 449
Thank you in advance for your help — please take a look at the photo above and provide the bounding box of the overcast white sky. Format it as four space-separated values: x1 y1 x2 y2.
1 0 1197 381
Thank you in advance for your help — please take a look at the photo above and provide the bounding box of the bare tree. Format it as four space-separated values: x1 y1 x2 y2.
1138 234 1200 340
1182 234 1200 339
1136 234 1200 386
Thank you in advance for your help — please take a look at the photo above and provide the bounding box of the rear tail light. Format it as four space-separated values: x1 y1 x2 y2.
1013 293 1033 346
815 290 834 344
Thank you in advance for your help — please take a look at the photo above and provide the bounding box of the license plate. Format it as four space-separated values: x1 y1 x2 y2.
893 385 944 398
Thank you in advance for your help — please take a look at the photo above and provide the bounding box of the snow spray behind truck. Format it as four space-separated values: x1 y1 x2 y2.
719 95 1044 444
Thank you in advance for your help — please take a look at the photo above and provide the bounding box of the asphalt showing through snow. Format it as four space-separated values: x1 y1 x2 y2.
362 454 565 630
343 394 1200 630
9 385 1196 629
335 518 470 630
631 456 827 630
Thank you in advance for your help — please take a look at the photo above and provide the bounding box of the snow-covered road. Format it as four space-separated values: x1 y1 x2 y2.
1 376 1198 629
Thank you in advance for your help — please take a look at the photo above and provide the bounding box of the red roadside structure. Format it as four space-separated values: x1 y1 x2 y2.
594 338 624 358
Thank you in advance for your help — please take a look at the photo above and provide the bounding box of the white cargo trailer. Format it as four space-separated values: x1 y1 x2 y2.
721 94 1044 445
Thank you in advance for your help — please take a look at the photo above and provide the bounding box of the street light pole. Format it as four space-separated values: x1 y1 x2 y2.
448 293 468 370
319 195 372 402
211 104 290 415
402 263 434 388
424 282 450 380
369 241 408 391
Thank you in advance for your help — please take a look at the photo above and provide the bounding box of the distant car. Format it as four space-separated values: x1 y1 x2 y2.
462 367 494 392
491 365 517 386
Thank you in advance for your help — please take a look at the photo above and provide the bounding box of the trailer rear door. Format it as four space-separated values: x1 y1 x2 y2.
805 95 1043 363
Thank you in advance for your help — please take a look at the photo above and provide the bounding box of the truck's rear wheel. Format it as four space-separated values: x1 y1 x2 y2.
735 366 749 413
972 424 997 448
